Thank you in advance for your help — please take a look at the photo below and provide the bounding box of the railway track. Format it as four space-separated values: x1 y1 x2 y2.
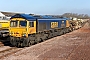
0 37 23 59
0 47 22 59
0 37 12 47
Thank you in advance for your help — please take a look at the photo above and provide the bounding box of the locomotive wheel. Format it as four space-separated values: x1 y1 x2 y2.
68 28 70 32
21 39 28 47
10 37 16 46
17 43 21 47
62 29 66 34
27 37 31 47
48 33 51 39
50 33 54 38
28 42 31 47
63 29 66 34
40 33 47 42
66 28 69 33
10 37 14 44
20 43 23 47
30 35 36 45
22 36 35 47
53 29 58 36
44 34 48 40
30 40 35 45
41 38 45 42
57 30 61 36
60 30 62 35
36 37 41 43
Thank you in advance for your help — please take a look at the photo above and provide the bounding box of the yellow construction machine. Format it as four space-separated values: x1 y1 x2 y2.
0 20 10 37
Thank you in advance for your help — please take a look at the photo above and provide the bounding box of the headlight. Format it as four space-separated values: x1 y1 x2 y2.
22 34 26 36
10 33 11 35
10 32 13 35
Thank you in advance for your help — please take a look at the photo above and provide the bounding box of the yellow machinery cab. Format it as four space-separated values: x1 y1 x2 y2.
0 20 10 37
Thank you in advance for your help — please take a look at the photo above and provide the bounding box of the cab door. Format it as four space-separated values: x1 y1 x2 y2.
28 21 36 34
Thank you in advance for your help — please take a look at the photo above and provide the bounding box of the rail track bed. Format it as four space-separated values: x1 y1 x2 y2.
0 21 90 60
0 38 23 59
0 47 22 59
0 37 11 46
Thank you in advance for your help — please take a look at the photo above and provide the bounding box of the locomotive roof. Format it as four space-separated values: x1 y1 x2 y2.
10 14 35 20
10 14 70 20
30 15 57 19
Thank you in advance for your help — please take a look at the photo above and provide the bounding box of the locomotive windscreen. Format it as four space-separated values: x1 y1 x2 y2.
10 21 18 27
19 21 27 27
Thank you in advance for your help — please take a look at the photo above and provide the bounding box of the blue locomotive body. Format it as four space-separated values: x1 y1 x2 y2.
37 18 67 32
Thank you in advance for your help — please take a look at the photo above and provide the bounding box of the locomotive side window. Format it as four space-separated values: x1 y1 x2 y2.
19 21 27 27
29 21 34 27
10 21 18 27
61 20 65 27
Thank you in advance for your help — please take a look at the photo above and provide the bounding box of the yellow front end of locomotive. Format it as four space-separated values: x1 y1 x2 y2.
9 18 27 37
10 27 27 37
9 18 36 38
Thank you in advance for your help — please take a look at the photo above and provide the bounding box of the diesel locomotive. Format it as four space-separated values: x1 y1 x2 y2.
9 14 74 47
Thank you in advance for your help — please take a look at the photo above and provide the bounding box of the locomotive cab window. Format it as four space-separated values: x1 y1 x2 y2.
19 21 27 27
10 21 18 27
29 21 34 27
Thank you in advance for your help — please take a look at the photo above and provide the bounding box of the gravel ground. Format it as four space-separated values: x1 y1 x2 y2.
1 22 90 60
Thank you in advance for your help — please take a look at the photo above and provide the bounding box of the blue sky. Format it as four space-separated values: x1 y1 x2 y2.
0 0 90 15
